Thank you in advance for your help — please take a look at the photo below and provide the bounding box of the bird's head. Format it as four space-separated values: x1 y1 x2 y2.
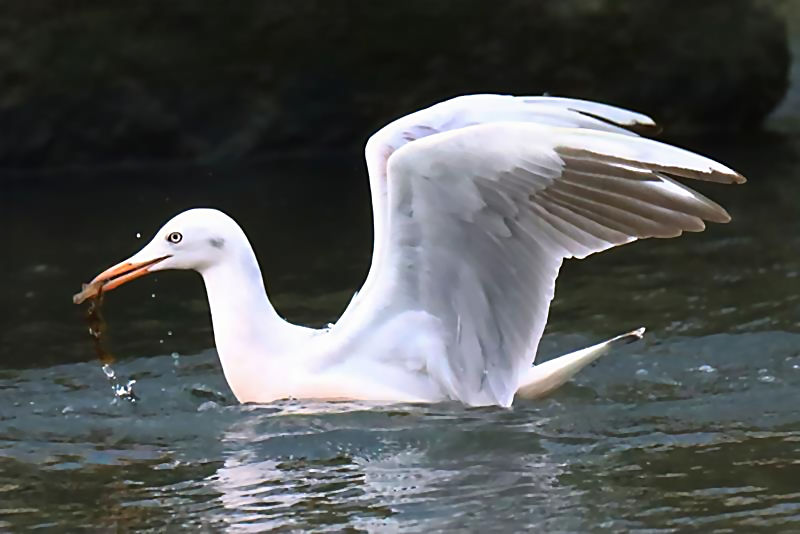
85 208 244 294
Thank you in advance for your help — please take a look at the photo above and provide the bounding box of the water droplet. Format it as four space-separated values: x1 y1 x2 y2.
758 374 776 383
102 364 116 379
136 232 141 239
151 293 156 299
171 352 180 358
635 369 649 377
167 330 173 336
62 406 75 414
696 364 716 373
109 377 138 401
159 339 164 344
197 401 219 412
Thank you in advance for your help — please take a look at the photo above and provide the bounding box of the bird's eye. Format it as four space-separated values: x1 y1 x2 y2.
167 231 183 244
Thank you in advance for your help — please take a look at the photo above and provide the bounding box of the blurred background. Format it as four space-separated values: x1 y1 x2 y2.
0 0 794 169
2 2 800 531
2 0 799 368
2 0 798 368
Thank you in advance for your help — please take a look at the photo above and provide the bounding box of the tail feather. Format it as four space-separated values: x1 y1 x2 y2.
515 327 645 400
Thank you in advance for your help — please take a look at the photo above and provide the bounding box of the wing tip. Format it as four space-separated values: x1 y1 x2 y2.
705 163 747 185
577 109 662 137
615 326 646 345
521 95 661 136
715 208 733 224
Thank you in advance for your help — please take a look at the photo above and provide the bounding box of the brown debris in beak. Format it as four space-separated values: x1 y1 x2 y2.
73 279 104 305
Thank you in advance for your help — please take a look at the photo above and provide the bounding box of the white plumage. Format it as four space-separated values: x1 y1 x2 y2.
85 95 744 406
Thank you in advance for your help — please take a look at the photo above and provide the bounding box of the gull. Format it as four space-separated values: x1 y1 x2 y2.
81 94 745 407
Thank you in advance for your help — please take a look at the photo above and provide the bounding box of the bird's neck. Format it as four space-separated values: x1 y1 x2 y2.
199 247 310 401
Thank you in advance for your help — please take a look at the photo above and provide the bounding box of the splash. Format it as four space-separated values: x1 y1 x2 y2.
78 286 139 402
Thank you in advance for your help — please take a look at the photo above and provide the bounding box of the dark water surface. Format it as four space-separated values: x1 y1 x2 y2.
1 138 799 531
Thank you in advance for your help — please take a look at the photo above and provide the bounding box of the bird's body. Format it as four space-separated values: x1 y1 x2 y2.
84 95 745 407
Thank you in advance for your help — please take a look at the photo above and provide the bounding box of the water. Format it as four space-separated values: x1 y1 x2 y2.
1 138 799 531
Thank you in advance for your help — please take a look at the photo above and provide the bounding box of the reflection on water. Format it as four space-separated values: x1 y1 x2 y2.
0 138 799 530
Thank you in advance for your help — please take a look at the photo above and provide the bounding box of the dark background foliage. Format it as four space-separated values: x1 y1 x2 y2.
0 0 790 169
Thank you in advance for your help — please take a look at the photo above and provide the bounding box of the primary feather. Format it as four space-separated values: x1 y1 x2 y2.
336 97 743 407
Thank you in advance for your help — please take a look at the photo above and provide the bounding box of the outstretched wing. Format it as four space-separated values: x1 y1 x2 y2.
347 94 661 317
347 120 744 407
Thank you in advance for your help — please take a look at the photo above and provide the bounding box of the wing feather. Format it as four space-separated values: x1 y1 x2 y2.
332 95 742 406
364 122 743 406
348 95 664 323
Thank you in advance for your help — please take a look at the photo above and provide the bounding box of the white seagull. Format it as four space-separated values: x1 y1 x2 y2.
81 95 745 407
